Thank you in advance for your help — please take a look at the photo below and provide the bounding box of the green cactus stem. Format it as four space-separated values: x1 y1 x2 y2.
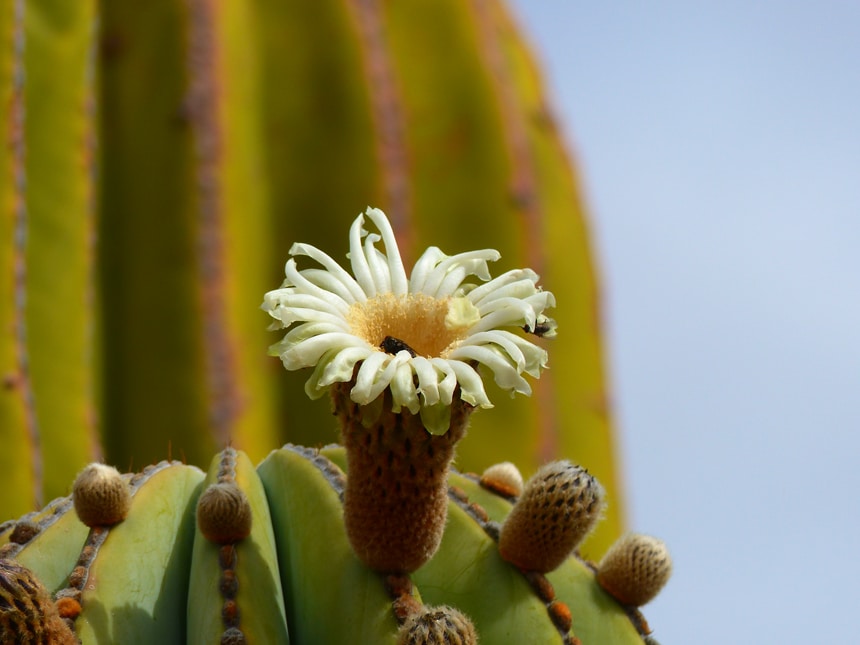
0 444 666 643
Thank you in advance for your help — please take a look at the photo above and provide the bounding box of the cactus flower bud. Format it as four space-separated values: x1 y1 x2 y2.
197 483 253 545
72 463 131 527
397 605 478 645
499 460 604 572
480 461 524 498
597 533 673 606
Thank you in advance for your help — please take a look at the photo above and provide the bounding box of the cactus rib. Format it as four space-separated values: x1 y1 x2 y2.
189 447 289 644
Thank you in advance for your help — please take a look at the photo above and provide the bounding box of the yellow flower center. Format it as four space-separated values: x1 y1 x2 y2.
347 294 478 358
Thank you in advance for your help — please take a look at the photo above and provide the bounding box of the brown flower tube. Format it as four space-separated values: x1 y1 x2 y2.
334 382 474 574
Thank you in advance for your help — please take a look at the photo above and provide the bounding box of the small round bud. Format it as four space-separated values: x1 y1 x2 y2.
480 461 524 498
498 460 604 572
196 483 252 544
397 606 478 645
73 463 131 527
597 533 673 606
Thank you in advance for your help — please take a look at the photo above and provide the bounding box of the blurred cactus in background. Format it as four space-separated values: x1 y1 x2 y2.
0 0 621 557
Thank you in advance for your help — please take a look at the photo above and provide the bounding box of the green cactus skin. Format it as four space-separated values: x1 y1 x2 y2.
189 448 289 644
0 0 101 517
1 0 624 558
0 446 657 644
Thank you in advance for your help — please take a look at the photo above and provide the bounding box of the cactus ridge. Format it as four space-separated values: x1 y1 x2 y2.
284 443 347 500
56 459 184 633
0 495 72 560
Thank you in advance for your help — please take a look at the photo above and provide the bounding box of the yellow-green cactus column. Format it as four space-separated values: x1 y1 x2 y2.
0 0 101 518
98 0 278 468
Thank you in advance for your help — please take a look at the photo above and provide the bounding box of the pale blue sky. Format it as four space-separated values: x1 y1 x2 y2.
510 3 860 643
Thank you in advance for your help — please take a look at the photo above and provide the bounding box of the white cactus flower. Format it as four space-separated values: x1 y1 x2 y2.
263 207 556 434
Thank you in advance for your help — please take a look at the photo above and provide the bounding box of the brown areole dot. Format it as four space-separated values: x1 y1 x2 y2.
72 463 132 527
197 483 252 545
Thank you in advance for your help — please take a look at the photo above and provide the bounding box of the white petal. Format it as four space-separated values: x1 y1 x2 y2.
349 214 376 297
449 330 527 371
320 346 373 386
363 232 392 293
411 356 440 406
364 353 406 403
281 320 349 346
304 349 340 399
449 345 531 394
467 268 538 305
476 330 549 376
390 360 420 414
470 302 536 334
284 259 350 315
429 358 458 405
445 359 492 408
471 277 541 307
268 305 348 329
289 242 367 303
296 267 364 305
280 332 368 369
408 246 446 293
365 207 408 295
420 250 500 297
266 291 347 320
350 351 388 403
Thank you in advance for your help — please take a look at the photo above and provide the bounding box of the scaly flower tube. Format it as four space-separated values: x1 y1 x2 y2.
263 207 556 573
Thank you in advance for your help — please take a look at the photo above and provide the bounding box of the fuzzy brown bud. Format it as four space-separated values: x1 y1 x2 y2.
196 483 252 544
597 533 672 606
0 560 78 644
397 606 478 645
73 463 132 527
498 460 604 572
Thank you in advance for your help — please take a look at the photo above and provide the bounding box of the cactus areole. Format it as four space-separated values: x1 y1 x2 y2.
0 208 669 644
